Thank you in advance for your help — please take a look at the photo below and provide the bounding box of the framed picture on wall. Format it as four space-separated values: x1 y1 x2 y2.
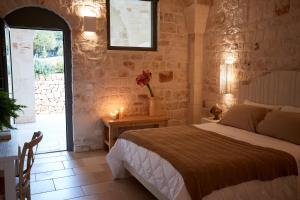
106 0 158 51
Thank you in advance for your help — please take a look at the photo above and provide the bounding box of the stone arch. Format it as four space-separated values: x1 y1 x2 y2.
0 1 80 28
4 6 72 31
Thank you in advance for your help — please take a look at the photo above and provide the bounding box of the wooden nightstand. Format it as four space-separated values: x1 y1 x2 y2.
102 116 169 150
201 117 220 124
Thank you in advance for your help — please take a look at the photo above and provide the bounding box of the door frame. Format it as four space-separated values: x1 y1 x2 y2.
4 7 74 151
0 19 13 94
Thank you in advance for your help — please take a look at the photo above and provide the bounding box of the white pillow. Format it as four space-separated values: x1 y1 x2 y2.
280 106 300 113
243 99 281 110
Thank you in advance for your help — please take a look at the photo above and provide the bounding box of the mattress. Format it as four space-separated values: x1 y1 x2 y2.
106 123 300 200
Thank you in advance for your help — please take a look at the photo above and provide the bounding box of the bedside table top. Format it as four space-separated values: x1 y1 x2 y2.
102 115 169 127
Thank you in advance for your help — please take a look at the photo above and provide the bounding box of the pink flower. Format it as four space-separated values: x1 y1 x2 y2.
136 70 152 87
136 70 154 97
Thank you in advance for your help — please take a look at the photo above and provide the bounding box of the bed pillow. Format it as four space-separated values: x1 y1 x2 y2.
256 111 300 145
219 104 271 132
280 106 300 113
244 99 281 110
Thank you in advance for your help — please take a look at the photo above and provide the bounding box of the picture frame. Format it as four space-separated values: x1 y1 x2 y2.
106 0 158 51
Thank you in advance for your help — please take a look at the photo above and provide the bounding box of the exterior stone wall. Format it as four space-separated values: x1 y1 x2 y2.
35 74 65 114
0 0 191 151
202 0 300 114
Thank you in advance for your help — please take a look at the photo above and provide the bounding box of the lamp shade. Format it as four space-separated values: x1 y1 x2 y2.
84 16 96 32
220 64 234 94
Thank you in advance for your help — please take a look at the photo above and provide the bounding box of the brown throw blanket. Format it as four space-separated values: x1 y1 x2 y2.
120 126 298 200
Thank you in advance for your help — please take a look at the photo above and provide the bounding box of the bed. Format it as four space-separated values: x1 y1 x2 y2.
106 71 300 200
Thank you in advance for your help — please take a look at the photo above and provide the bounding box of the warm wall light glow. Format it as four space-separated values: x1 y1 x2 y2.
225 52 235 65
83 31 97 39
80 5 97 17
224 52 235 65
74 0 101 17
223 93 235 109
220 64 234 94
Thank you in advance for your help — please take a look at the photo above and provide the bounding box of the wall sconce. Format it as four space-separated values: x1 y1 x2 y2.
84 16 96 32
74 0 101 33
220 52 236 109
220 53 235 94
220 64 234 94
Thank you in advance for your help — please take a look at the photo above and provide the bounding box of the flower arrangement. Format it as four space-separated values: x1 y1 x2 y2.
136 70 154 97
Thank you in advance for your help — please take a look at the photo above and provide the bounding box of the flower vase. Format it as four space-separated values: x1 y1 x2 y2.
149 97 160 116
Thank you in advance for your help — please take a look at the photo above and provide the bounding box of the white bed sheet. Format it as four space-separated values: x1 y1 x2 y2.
106 123 300 200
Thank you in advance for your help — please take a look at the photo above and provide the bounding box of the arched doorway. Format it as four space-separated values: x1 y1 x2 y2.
1 7 73 151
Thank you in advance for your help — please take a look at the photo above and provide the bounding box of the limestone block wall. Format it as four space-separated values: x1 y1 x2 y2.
35 74 65 114
0 0 191 151
202 0 300 114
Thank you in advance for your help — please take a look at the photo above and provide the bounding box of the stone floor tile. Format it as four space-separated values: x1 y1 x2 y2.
31 187 84 200
30 180 55 194
35 169 75 181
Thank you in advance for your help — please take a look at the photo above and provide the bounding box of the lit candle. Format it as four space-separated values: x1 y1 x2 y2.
119 107 124 119
109 110 119 120
109 112 116 120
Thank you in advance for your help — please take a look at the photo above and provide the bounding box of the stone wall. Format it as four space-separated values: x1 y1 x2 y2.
35 74 65 114
0 0 192 151
202 0 300 114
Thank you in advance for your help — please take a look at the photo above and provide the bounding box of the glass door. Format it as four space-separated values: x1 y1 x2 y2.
4 23 13 97
0 18 13 95
0 18 5 90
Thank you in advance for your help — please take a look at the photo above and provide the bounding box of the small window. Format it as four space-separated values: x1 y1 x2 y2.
107 0 158 51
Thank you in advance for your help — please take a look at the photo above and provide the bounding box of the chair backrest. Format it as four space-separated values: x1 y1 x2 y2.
18 131 43 192
30 131 42 164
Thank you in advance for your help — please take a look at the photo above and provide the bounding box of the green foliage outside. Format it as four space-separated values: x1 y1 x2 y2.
34 59 54 76
54 61 64 73
57 47 64 56
34 31 56 57
0 91 25 131
33 30 64 76
34 59 64 76
34 30 63 58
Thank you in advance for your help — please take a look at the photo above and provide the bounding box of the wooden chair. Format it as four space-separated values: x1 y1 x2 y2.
0 131 43 200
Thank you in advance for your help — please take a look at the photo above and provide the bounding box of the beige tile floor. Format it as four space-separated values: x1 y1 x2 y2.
30 150 156 200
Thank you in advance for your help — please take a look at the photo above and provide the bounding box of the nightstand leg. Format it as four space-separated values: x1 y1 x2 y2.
109 127 118 150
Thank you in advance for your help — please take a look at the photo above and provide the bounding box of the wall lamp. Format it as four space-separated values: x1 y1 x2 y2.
84 16 97 32
220 52 235 94
74 0 101 32
220 52 236 108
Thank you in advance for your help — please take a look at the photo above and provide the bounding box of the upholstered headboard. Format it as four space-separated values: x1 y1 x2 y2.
238 71 300 107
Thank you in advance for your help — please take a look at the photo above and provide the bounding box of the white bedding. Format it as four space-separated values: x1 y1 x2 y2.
106 123 300 200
